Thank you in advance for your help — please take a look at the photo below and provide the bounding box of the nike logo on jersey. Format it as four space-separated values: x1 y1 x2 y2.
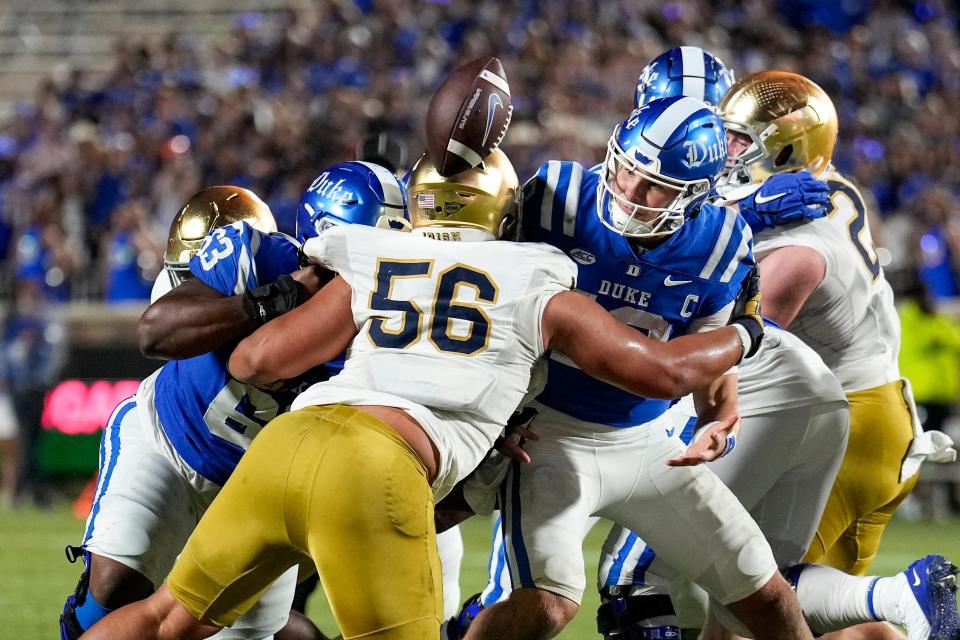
663 276 692 287
754 192 787 204
665 427 676 438
912 568 921 587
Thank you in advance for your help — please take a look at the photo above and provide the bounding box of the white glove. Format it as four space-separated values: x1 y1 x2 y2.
899 378 958 482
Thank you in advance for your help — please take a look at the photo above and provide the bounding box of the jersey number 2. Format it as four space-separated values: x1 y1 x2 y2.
827 180 881 280
368 259 498 356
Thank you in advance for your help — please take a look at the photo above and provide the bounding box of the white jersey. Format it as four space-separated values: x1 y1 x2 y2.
753 169 900 392
738 326 847 416
295 225 577 500
150 268 178 302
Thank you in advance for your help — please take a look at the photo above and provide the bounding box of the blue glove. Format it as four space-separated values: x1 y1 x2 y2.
737 171 831 233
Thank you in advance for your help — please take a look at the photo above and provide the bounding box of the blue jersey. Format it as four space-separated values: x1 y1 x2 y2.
521 161 754 427
153 221 335 485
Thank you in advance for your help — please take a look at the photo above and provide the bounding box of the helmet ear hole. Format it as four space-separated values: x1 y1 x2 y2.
773 144 794 168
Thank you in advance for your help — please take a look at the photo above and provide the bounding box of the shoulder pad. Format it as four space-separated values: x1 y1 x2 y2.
521 161 595 240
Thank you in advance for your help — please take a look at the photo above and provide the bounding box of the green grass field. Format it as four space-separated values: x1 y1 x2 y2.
3 503 960 639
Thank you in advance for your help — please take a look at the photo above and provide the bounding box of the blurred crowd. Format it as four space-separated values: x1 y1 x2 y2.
0 0 959 304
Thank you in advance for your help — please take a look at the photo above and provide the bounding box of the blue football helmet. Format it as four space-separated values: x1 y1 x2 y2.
635 46 735 109
598 96 727 239
295 161 407 243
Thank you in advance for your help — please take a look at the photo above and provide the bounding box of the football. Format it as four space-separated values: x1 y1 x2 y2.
426 56 513 176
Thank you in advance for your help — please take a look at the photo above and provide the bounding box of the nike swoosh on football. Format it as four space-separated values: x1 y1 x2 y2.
481 93 504 147
665 428 675 437
912 568 921 587
754 192 788 204
663 276 692 286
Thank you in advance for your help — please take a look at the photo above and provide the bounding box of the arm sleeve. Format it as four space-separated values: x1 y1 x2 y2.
519 161 590 243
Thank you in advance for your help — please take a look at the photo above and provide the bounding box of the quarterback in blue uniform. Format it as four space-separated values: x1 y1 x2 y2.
587 49 960 640
61 164 406 640
462 97 811 640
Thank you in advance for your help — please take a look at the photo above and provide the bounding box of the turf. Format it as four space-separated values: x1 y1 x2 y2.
4 503 960 639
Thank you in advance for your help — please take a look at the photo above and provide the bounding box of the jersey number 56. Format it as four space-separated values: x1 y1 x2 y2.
368 258 499 356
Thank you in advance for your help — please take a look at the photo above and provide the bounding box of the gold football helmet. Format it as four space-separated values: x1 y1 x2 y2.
165 186 277 283
406 149 519 240
718 70 838 189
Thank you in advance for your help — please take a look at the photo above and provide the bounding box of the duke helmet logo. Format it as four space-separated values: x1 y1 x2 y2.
570 248 596 265
307 172 356 203
682 138 726 169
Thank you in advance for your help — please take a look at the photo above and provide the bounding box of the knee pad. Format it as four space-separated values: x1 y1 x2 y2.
60 546 111 640
596 593 680 640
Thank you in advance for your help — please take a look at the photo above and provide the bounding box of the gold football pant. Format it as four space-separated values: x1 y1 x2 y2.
167 404 442 639
802 380 918 574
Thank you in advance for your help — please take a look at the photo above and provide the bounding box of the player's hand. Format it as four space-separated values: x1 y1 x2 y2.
290 265 327 302
666 414 740 466
494 407 539 464
731 265 762 326
729 265 764 359
737 171 830 233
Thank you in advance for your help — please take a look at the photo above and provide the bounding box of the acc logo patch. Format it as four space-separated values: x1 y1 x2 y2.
570 248 596 265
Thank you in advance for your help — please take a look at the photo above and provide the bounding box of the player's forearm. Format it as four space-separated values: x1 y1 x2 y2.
227 333 284 387
229 276 358 386
607 328 744 399
139 295 257 360
545 291 747 399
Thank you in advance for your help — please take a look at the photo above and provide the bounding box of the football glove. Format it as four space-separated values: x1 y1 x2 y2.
729 265 763 360
737 171 830 233
241 274 300 325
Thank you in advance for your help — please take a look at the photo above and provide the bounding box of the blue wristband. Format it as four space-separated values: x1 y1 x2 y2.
720 433 737 458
